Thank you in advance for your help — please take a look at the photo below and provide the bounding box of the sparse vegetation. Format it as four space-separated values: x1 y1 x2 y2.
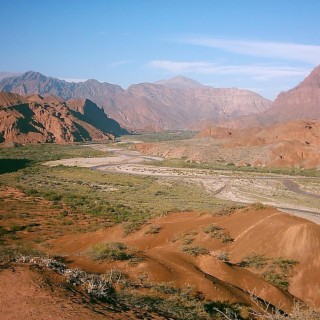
0 143 107 164
9 252 320 320
214 204 245 216
145 224 161 235
0 143 318 319
0 144 226 236
217 251 230 262
122 130 197 143
181 245 210 256
148 158 320 177
202 224 234 243
248 202 268 210
239 253 298 290
240 254 269 268
87 242 134 261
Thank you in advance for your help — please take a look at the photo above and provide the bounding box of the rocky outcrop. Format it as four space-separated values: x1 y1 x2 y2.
0 92 120 144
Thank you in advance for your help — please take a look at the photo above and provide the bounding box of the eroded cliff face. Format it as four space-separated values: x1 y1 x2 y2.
0 93 114 144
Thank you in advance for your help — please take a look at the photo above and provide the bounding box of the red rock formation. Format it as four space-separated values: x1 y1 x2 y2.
0 93 115 144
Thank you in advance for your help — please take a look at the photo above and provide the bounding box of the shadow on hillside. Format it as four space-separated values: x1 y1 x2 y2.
0 159 31 174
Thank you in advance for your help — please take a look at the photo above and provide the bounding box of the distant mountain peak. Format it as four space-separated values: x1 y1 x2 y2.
155 76 205 89
21 70 48 80
298 64 320 88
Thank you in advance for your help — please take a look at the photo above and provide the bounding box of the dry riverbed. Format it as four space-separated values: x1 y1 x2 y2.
45 145 320 224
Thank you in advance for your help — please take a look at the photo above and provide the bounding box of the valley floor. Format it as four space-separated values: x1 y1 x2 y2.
46 145 320 224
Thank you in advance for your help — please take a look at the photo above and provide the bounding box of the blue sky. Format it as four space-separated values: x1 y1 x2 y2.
1 0 320 99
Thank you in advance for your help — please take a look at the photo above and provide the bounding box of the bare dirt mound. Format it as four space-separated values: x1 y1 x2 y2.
48 207 320 311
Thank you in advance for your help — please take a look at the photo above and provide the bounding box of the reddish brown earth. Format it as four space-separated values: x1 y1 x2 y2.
48 207 320 310
1 186 320 316
0 266 168 320
198 120 320 168
136 119 320 168
0 92 118 144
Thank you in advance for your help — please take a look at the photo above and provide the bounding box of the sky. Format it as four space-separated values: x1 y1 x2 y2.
1 0 320 99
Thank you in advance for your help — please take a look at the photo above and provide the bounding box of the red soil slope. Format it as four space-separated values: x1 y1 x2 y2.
49 207 320 310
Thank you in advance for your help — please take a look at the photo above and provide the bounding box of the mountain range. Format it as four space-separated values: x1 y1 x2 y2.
0 66 319 134
0 71 272 131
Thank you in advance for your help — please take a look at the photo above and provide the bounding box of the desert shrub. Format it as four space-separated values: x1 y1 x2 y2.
250 300 320 320
271 257 298 272
0 226 9 237
249 202 268 210
151 283 181 295
123 219 146 235
217 251 230 262
0 244 44 262
9 224 25 232
203 224 223 234
202 224 234 243
263 271 289 291
239 254 298 291
214 205 244 216
239 254 268 268
102 269 129 284
181 246 210 257
263 257 298 291
87 242 133 261
181 238 195 245
145 225 161 235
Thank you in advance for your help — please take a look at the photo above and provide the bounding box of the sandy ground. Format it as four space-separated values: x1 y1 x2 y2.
45 145 320 224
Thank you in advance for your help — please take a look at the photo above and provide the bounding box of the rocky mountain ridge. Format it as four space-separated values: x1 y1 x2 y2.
0 71 272 131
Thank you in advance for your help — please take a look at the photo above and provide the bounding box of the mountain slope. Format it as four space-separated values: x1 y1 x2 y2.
266 65 320 121
0 93 120 144
0 71 272 131
67 98 127 135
